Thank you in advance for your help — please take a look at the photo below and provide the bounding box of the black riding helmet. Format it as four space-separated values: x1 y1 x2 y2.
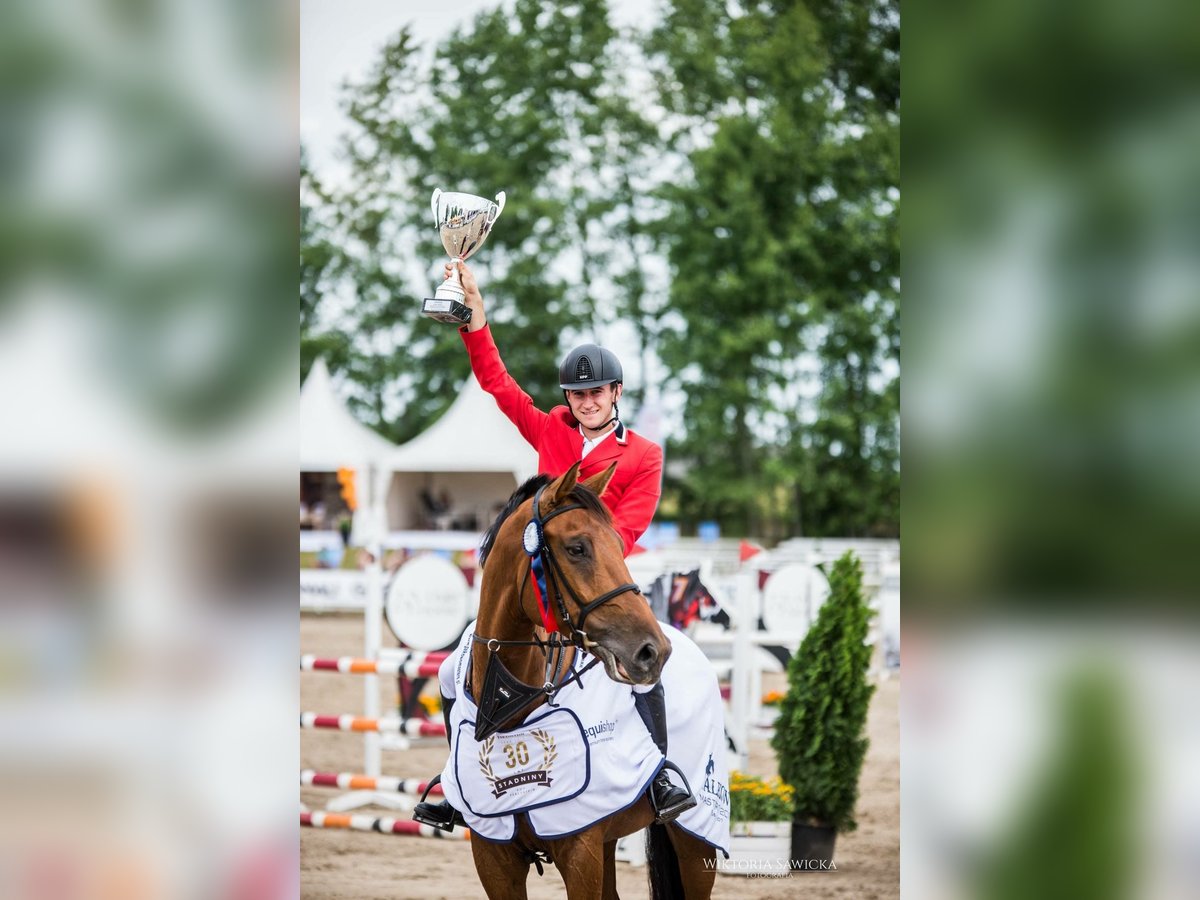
558 344 623 390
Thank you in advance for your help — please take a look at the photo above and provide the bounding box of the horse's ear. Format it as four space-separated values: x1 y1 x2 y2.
581 461 618 498
546 461 582 509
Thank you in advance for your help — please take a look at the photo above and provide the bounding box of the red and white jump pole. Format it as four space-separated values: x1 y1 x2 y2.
301 811 469 839
300 713 446 738
300 652 447 678
300 770 443 796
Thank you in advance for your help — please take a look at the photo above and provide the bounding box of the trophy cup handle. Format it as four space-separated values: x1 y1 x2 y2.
430 189 443 227
493 191 506 222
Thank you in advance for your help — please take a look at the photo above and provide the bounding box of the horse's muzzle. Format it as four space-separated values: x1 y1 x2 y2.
605 634 671 685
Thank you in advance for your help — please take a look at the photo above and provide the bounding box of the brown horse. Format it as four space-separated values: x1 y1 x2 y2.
462 461 718 900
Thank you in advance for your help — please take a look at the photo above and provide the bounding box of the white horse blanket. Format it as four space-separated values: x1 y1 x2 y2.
438 621 731 854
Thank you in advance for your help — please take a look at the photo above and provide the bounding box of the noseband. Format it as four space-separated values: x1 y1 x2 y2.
470 482 642 740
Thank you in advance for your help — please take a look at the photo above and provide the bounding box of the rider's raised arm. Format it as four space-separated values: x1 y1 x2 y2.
454 261 550 446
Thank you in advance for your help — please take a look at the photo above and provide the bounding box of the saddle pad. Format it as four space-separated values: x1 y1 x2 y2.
453 706 590 818
439 622 731 854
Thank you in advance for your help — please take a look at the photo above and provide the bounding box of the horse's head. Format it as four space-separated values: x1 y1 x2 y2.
500 462 671 686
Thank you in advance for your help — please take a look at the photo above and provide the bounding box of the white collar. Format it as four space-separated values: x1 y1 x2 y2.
579 424 617 457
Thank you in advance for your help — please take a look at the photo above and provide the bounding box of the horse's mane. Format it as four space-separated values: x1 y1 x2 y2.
478 473 612 569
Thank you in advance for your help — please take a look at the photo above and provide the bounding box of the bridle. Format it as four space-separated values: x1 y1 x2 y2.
519 482 641 649
469 482 642 740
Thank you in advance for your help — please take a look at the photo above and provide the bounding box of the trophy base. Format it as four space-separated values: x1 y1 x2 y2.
421 297 473 325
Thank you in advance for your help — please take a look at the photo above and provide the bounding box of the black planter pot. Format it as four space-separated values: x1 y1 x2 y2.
790 821 837 870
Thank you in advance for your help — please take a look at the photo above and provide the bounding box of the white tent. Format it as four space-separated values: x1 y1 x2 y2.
299 358 396 472
300 358 396 547
383 378 538 532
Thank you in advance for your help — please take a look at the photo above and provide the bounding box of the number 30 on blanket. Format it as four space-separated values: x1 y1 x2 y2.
503 741 530 767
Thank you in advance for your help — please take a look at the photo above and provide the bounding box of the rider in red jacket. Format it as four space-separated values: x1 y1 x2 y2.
456 273 661 556
413 261 696 831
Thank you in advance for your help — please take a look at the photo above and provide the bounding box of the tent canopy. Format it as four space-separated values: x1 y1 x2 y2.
383 378 538 531
300 358 395 471
386 378 537 482
298 363 538 532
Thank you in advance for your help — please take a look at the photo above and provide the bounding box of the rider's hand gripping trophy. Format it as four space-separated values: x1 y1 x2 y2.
421 189 506 326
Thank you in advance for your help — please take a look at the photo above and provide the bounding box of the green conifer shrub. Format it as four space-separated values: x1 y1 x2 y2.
770 552 876 832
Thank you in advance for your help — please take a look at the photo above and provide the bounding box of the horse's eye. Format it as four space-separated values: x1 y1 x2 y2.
566 543 587 558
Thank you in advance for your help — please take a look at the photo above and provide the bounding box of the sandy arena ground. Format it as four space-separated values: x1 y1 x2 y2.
301 613 899 900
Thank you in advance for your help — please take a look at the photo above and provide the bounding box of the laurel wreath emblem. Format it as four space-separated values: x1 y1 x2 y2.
478 735 497 785
531 728 557 772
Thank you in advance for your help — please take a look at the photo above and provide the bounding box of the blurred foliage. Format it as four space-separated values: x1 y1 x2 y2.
901 2 1198 897
772 552 874 832
977 665 1138 900
301 0 898 538
0 4 297 899
2 1 294 431
904 0 1200 608
301 148 352 377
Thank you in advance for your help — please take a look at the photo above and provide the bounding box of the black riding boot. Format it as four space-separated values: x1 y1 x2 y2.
634 683 697 823
411 696 467 832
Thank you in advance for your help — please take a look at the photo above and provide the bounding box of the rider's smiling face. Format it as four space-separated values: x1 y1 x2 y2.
566 384 621 432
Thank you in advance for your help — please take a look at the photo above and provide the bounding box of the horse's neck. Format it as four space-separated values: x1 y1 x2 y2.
470 577 546 699
469 572 581 731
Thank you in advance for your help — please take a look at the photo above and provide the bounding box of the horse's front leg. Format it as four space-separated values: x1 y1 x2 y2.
472 838 532 900
553 832 608 900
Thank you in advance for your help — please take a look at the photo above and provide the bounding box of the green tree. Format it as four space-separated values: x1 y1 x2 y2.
301 146 351 380
647 0 899 537
304 1 659 443
301 0 899 540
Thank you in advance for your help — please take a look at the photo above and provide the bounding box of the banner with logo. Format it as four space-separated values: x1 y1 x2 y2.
299 569 368 611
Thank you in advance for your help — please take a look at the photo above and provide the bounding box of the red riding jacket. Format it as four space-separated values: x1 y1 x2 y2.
461 325 663 556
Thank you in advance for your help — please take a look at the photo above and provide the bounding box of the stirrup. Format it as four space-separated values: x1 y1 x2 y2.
649 762 697 824
411 775 465 832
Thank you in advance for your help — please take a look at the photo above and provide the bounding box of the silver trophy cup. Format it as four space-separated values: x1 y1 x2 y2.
421 189 506 325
